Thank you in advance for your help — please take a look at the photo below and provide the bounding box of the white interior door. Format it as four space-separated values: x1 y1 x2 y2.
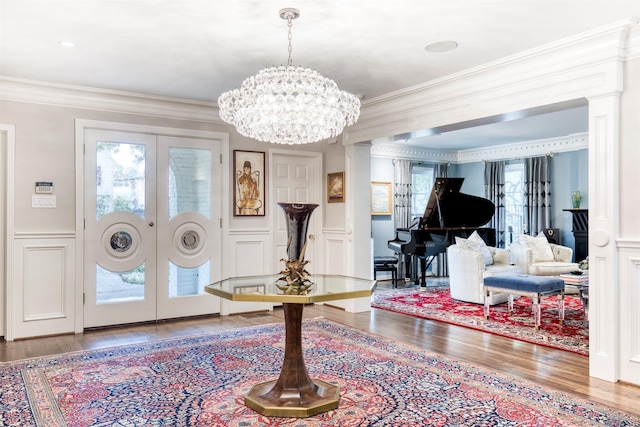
271 151 322 274
84 129 221 328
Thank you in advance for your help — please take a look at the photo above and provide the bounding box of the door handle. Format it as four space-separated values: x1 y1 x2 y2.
308 234 315 240
149 221 155 227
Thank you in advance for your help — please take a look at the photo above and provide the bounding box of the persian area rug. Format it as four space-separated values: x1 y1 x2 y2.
2 319 633 427
371 286 589 356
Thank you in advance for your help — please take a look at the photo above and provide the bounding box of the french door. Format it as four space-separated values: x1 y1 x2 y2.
83 129 221 328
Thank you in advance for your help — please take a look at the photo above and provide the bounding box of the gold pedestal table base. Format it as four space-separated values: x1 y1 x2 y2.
244 303 338 418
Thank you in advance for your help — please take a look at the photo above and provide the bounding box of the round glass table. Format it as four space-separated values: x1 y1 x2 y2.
205 274 376 418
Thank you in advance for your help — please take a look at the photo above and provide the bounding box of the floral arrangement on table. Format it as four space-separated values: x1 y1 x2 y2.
578 257 589 271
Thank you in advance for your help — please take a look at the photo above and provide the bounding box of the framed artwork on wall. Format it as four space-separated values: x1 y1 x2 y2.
371 181 392 215
233 150 265 216
327 172 345 203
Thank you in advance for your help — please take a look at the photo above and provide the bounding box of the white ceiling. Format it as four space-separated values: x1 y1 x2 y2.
1 0 638 149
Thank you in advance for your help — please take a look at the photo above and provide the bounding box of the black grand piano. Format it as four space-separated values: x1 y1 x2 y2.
388 177 496 286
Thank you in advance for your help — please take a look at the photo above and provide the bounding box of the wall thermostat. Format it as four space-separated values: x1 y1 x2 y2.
35 181 54 194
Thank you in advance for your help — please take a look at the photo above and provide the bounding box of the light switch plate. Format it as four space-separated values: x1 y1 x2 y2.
32 195 56 208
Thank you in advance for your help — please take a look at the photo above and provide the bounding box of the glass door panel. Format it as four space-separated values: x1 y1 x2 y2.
168 147 211 219
169 261 210 297
96 263 145 303
96 142 146 219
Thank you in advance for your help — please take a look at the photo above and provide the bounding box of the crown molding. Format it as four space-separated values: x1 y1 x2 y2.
455 132 588 163
348 18 638 145
0 76 223 124
626 22 640 60
370 143 457 163
371 132 588 163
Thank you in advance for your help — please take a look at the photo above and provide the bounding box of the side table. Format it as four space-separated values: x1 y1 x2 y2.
558 273 589 316
205 274 376 418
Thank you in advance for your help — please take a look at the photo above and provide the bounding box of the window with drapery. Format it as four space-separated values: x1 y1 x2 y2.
392 160 445 227
485 158 549 247
393 159 413 229
524 155 552 235
411 165 435 219
484 161 506 247
504 162 524 246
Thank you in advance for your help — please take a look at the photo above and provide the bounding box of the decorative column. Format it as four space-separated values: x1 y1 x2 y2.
587 93 620 382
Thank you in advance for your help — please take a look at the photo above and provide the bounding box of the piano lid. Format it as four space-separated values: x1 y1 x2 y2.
421 177 495 229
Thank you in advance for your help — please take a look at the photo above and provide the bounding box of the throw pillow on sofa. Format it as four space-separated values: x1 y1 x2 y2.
455 231 494 265
468 230 494 265
518 232 555 262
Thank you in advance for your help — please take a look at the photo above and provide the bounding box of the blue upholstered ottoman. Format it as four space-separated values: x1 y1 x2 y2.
483 274 565 330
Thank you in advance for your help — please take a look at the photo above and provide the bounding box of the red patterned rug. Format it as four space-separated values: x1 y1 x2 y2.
1 318 634 426
372 286 589 356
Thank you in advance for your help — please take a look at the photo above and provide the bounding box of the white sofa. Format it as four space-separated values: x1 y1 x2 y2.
509 234 579 275
447 244 522 305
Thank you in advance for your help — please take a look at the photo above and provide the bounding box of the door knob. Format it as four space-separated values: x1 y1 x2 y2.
308 234 315 240
149 221 155 227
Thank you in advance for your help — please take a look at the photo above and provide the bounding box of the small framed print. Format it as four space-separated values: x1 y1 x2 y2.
233 150 265 216
371 181 392 215
327 172 345 203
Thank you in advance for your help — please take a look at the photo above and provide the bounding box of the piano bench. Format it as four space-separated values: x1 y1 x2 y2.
374 256 399 287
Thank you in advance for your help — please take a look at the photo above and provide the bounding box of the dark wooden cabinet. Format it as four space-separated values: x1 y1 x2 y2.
563 209 588 262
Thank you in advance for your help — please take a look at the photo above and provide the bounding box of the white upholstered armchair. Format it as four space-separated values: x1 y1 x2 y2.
447 233 522 305
509 233 579 275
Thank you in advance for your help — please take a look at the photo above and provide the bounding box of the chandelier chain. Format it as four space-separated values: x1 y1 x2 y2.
287 16 293 67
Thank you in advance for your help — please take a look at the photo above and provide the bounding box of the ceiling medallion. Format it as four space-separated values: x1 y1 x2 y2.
217 8 360 145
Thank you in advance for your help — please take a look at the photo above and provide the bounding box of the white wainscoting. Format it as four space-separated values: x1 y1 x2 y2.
617 240 640 386
222 229 274 315
322 228 372 313
9 234 75 340
323 229 347 275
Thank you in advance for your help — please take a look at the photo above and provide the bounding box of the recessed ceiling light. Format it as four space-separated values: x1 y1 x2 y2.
424 40 458 53
58 41 76 48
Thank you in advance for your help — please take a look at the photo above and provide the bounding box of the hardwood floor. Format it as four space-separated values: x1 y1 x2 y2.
2 280 639 417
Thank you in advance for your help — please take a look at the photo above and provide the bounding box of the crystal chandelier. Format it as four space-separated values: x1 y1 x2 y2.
217 8 361 145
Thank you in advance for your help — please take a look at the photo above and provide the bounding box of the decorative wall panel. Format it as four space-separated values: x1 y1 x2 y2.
223 231 273 315
11 236 75 339
618 245 640 386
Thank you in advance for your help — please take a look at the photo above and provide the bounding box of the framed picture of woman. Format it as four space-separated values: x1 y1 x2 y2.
233 150 265 216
